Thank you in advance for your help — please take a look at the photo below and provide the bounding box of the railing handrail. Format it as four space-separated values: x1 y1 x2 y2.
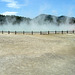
0 30 75 35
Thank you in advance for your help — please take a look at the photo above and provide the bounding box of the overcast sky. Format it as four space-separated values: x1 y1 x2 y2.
0 0 75 18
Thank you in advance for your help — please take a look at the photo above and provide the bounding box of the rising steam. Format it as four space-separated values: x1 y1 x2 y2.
0 14 75 31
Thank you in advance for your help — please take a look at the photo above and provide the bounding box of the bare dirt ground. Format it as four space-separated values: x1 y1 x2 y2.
0 33 75 75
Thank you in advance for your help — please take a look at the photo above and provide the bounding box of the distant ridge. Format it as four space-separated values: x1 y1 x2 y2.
0 15 31 25
0 14 75 25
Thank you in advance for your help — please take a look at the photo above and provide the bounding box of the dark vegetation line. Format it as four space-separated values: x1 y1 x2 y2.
0 14 75 25
0 14 31 25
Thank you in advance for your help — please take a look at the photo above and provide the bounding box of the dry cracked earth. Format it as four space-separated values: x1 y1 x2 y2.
0 33 75 75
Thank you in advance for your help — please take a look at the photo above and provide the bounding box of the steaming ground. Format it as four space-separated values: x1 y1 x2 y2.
0 33 75 75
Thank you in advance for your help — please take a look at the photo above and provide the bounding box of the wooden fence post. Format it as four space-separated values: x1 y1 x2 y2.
61 31 63 34
73 30 74 34
2 31 3 34
8 31 10 34
23 31 25 34
40 31 42 35
67 31 68 34
15 31 16 35
32 31 33 35
55 31 56 34
48 31 49 35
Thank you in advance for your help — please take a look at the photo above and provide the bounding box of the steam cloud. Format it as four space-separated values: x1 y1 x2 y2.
0 14 75 31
